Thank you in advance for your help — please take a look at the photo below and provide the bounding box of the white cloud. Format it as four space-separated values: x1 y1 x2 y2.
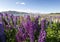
20 2 25 5
16 2 25 5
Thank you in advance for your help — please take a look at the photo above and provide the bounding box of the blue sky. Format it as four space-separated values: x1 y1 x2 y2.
0 0 60 13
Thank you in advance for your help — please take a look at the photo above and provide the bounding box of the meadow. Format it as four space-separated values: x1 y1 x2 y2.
0 13 60 42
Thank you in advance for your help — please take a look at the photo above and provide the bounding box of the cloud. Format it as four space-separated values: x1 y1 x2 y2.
16 2 25 5
20 2 25 5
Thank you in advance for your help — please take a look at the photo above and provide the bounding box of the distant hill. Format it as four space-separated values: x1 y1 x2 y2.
1 11 60 16
50 13 60 14
0 11 30 15
0 11 40 16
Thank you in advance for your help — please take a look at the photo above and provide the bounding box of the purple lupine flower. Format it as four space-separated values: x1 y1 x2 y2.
4 13 8 19
7 14 10 20
26 15 34 42
22 15 31 34
0 24 4 33
2 13 8 25
0 13 3 17
22 17 29 34
5 14 11 25
40 19 46 30
2 13 6 21
33 16 40 32
0 13 6 42
16 27 26 42
38 30 46 42
0 33 6 42
22 15 34 42
10 14 14 23
13 16 17 28
16 16 20 26
38 19 46 42
28 22 34 42
11 14 13 18
0 13 4 31
0 25 6 42
10 14 14 21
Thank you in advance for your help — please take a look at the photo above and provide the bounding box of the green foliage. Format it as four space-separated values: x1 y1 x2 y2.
4 28 17 42
46 22 60 42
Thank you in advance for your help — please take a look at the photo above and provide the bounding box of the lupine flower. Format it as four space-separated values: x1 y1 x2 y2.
16 27 26 42
22 17 29 34
38 19 46 42
0 13 6 42
28 22 34 42
7 14 11 24
0 24 4 33
26 15 34 42
33 16 40 32
2 13 8 25
13 16 17 28
32 16 40 41
0 33 6 42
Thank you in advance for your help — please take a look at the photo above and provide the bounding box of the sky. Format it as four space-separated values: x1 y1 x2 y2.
0 0 60 13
